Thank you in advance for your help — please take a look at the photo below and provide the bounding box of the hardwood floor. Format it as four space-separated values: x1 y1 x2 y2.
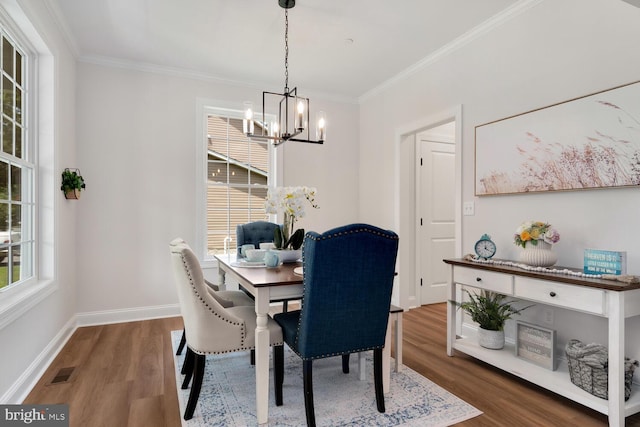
24 304 639 426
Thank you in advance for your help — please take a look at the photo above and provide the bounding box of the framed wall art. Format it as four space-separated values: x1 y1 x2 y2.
515 321 556 371
475 80 640 196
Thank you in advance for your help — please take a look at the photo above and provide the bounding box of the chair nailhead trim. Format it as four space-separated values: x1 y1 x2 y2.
180 253 246 348
294 225 398 350
291 345 384 361
180 252 284 352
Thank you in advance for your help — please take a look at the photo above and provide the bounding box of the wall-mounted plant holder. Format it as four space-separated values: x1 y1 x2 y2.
61 168 86 199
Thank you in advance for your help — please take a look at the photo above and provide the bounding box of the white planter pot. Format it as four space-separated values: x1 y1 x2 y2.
478 327 505 350
519 240 558 267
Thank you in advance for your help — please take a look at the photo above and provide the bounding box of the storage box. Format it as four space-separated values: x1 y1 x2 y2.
565 339 638 400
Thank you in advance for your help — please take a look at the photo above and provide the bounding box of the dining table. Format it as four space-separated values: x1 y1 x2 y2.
214 253 397 425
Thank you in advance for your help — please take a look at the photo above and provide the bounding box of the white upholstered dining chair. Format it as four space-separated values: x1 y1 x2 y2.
169 238 254 356
169 241 284 420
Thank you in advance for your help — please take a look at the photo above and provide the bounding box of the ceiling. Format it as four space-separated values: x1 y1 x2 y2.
48 0 519 100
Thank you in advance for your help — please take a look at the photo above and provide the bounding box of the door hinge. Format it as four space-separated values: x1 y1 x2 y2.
420 218 423 226
420 278 423 287
420 157 423 166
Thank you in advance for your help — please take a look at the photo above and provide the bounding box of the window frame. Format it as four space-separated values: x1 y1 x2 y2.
0 0 57 329
195 100 282 264
0 11 35 293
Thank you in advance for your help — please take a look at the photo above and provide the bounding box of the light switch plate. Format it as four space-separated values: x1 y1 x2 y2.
463 201 474 216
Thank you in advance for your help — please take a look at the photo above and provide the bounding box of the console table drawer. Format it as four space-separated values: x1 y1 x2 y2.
514 277 606 315
453 267 513 294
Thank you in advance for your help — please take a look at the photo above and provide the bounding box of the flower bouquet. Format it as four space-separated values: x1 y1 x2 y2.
514 221 560 248
265 186 319 250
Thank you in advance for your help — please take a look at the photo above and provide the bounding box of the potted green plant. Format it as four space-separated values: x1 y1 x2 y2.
451 289 531 349
61 168 86 199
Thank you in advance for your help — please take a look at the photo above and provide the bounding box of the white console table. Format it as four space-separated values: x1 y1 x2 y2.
444 258 640 427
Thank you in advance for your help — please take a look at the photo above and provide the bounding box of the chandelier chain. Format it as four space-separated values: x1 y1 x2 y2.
284 10 289 91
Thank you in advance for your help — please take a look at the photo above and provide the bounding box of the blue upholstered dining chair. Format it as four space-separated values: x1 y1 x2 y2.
273 223 399 427
236 221 281 257
236 220 298 313
170 241 284 420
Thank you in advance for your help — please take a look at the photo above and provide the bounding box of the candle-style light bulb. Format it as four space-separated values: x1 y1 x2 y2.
295 99 305 131
271 121 280 139
316 111 326 141
243 101 254 134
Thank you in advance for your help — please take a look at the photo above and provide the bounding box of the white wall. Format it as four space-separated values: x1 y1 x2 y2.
359 0 640 353
74 62 359 315
0 0 77 402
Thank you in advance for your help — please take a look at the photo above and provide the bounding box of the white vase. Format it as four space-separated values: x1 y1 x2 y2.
272 249 302 263
478 327 505 350
519 240 558 267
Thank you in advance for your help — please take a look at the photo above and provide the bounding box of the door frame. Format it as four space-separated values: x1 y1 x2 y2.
393 105 463 309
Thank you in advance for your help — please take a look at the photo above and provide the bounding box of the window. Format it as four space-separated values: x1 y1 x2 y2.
204 109 272 255
0 25 33 291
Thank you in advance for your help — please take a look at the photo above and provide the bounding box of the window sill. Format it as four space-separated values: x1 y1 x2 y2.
0 279 57 330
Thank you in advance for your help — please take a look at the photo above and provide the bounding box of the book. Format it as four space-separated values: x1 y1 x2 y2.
583 249 626 275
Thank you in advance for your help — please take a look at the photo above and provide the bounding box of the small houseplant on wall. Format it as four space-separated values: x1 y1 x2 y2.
451 289 531 349
61 168 86 199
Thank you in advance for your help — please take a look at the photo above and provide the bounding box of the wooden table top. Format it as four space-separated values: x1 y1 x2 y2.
215 254 303 287
444 258 640 292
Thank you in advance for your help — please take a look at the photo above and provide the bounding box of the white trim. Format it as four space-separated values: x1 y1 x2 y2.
4 303 182 402
359 0 544 103
75 303 181 327
394 106 463 310
0 280 56 330
1 315 76 403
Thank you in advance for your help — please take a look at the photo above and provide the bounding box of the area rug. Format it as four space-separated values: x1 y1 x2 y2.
171 330 481 426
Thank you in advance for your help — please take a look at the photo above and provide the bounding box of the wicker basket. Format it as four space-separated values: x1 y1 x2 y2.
565 339 638 401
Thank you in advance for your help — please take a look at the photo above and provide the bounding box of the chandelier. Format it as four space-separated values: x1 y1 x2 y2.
243 0 325 147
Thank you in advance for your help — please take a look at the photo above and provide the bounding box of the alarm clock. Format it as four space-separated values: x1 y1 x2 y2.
474 234 496 259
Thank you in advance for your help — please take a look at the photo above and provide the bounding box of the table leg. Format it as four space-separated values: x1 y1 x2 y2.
254 287 270 425
217 267 226 291
358 352 366 381
383 318 391 393
607 292 625 427
394 312 403 372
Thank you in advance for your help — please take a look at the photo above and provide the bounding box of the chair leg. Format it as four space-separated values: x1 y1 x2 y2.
176 328 186 355
250 349 255 365
283 300 288 312
373 348 385 413
181 348 195 387
342 354 350 374
303 360 316 427
184 353 206 420
274 345 284 406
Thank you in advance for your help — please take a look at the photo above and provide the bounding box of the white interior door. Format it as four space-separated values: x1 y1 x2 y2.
419 126 455 305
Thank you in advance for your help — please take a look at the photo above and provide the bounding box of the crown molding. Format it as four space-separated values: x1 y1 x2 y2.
358 0 544 103
43 0 79 57
77 54 358 105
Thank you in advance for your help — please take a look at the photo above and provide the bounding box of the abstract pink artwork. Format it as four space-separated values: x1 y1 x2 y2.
475 80 640 195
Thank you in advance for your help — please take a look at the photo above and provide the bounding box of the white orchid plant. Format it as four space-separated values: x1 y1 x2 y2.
265 186 319 250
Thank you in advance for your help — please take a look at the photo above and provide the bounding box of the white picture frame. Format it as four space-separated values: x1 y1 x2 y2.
515 321 556 371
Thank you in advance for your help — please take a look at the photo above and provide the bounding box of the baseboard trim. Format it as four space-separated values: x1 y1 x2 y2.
1 315 77 404
75 303 181 327
4 303 183 403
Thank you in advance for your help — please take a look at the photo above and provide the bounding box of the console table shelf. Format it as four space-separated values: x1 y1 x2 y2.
444 258 640 427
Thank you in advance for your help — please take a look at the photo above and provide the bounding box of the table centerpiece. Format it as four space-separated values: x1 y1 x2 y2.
265 186 319 262
514 221 560 267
